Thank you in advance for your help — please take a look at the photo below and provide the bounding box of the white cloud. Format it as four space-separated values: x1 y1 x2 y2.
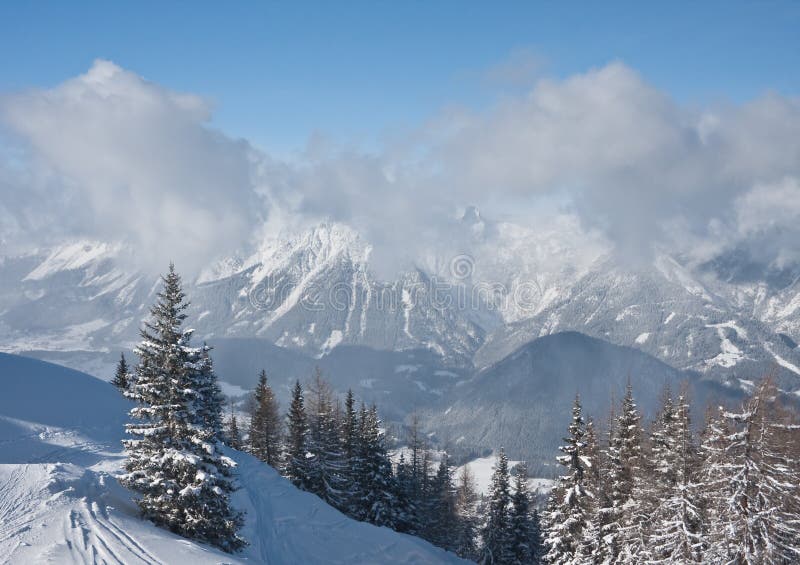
736 178 800 235
421 63 800 262
1 59 264 274
2 58 800 279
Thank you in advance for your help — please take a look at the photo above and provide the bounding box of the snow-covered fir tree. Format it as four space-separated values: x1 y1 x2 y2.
226 403 243 450
544 395 595 565
578 418 610 564
395 414 428 535
248 369 282 467
418 448 437 532
121 265 244 552
647 389 704 562
482 448 513 564
509 462 534 565
606 383 644 563
455 463 480 562
355 405 397 527
342 390 359 465
284 380 311 490
700 379 800 564
529 509 545 565
189 342 225 438
305 369 347 508
427 453 459 553
341 389 362 512
112 352 131 391
394 451 418 534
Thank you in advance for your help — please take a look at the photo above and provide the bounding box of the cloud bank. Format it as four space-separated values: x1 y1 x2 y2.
1 59 799 279
1 60 263 274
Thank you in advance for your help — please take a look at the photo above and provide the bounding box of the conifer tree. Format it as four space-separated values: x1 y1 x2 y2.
509 463 534 565
578 418 608 563
248 370 282 467
427 453 459 552
529 509 545 565
122 265 244 552
400 413 428 534
226 402 243 450
418 448 435 530
647 389 704 562
455 463 480 561
606 383 644 562
305 369 347 508
285 380 311 490
190 342 225 437
342 389 359 464
408 414 426 494
700 379 800 564
112 352 131 391
340 389 361 512
356 405 397 527
394 451 418 534
544 395 595 565
482 448 513 564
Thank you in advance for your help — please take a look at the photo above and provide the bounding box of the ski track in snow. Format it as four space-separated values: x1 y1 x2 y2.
0 353 464 565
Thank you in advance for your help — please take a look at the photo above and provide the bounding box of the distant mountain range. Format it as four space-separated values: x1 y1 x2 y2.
2 214 799 470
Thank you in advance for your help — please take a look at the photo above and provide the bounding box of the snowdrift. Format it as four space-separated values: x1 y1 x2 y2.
0 353 465 564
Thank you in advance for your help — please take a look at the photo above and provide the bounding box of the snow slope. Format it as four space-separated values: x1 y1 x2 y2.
454 455 554 498
0 353 465 564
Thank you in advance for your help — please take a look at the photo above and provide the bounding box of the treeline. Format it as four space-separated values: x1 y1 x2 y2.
115 265 542 560
224 366 543 562
542 381 800 564
116 266 800 562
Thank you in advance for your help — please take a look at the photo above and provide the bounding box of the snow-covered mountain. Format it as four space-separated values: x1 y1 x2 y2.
0 353 465 564
476 254 800 393
2 212 799 394
427 331 743 475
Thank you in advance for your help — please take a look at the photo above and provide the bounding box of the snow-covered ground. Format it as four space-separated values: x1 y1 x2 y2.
454 455 554 497
0 353 465 564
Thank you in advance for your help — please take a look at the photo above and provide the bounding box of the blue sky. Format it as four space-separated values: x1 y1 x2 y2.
1 1 798 152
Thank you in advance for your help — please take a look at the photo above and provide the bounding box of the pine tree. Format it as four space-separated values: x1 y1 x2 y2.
285 380 311 490
394 451 418 534
190 342 225 438
578 418 608 563
399 413 428 535
121 265 244 552
305 369 347 509
698 402 732 563
647 389 704 562
454 463 480 561
342 389 359 464
356 405 397 527
341 389 361 513
226 403 243 450
700 379 800 564
482 448 513 564
529 509 545 564
427 453 459 552
509 463 534 565
112 352 131 391
606 383 644 563
418 448 435 531
248 370 282 467
544 395 595 565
